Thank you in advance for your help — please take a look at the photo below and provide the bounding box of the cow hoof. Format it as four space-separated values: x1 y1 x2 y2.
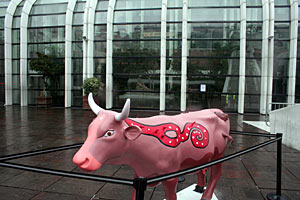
194 185 205 193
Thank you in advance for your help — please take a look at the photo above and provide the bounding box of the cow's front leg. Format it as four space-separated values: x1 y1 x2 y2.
162 178 178 200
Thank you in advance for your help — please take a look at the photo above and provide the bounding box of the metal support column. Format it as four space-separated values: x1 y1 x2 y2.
267 133 290 200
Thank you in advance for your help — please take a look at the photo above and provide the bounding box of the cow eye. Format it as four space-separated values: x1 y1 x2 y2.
104 130 114 137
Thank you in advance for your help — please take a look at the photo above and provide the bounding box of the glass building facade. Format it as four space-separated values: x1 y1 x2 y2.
1 0 300 114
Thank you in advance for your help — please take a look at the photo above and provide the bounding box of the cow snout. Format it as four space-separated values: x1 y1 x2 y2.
73 151 102 172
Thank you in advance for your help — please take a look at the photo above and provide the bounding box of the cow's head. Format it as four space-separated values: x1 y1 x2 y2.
73 93 142 171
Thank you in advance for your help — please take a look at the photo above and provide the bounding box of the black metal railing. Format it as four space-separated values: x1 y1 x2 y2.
0 131 290 200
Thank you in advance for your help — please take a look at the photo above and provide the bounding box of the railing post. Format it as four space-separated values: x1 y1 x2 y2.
134 177 147 200
267 133 290 200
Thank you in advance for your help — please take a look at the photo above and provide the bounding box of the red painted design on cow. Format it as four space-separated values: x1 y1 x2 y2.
125 118 209 148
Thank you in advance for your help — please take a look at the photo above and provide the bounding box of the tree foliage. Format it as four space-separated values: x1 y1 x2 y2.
30 52 64 95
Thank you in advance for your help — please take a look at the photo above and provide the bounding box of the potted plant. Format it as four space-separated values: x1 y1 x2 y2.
30 52 64 106
82 77 104 109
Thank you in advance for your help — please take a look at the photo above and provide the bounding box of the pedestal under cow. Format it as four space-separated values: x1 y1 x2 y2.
73 93 232 200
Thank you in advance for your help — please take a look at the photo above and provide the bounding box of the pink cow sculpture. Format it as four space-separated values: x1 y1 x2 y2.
73 93 232 200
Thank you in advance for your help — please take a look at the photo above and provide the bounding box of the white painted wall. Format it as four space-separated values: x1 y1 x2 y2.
270 104 300 151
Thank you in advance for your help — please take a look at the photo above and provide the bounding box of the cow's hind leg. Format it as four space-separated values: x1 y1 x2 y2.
195 169 206 193
201 156 223 200
162 178 178 200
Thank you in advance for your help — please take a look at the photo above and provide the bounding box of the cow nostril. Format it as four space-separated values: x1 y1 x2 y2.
81 158 90 168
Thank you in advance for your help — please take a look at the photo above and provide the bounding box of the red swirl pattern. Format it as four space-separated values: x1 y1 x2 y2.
125 119 209 148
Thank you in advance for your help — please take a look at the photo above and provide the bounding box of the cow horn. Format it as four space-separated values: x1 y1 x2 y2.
115 99 130 122
88 93 103 115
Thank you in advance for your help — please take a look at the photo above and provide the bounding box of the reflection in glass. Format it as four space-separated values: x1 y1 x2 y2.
115 0 161 9
113 41 160 57
188 8 240 22
113 24 161 40
114 10 161 23
188 23 240 39
189 0 239 7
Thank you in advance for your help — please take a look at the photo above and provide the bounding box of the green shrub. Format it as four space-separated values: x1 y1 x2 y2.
83 77 104 96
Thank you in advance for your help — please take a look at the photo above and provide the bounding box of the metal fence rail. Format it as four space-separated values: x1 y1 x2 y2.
0 131 289 200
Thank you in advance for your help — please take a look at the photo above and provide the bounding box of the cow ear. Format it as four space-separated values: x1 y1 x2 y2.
124 125 142 141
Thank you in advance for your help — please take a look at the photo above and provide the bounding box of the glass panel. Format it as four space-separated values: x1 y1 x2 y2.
246 23 262 39
189 41 240 57
167 40 182 57
35 0 69 4
167 23 182 39
113 41 160 57
114 24 161 40
28 43 65 58
72 58 83 73
114 10 161 23
296 60 300 103
29 15 66 27
28 28 65 43
167 58 181 74
96 1 109 11
95 25 107 40
187 76 238 111
31 4 67 14
189 8 240 21
13 17 21 28
188 23 240 39
12 60 20 74
72 90 82 107
274 58 289 78
246 0 262 6
114 91 160 109
166 75 180 110
274 23 290 39
73 26 83 41
113 57 160 73
0 18 4 29
247 8 262 21
188 58 240 76
94 58 106 74
95 12 107 24
12 29 20 43
168 0 183 7
12 75 20 89
74 2 86 12
0 8 6 16
0 45 3 59
15 7 23 16
12 45 20 59
244 94 260 112
12 90 20 104
275 8 290 21
245 77 261 94
274 40 289 61
115 0 161 9
167 9 182 22
72 75 82 88
73 13 84 25
94 42 106 56
246 41 262 58
72 42 83 57
275 0 289 6
272 77 288 103
189 0 239 7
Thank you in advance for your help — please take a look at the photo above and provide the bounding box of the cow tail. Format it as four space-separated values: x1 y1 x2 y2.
223 133 234 145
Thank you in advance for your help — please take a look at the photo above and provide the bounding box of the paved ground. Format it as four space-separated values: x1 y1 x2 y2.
0 106 299 200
